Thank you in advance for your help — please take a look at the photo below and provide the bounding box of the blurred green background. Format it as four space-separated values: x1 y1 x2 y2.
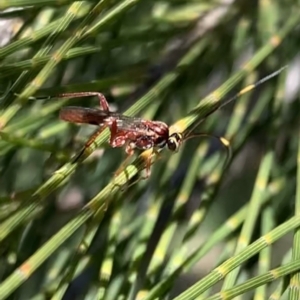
0 0 300 299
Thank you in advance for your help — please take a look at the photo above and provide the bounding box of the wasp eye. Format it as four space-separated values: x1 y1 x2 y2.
167 133 182 151
167 139 175 151
167 137 178 151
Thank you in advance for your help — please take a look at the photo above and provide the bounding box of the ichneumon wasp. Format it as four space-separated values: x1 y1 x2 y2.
15 66 287 179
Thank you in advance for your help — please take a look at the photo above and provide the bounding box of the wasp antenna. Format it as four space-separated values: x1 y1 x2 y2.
184 132 232 168
218 64 288 111
182 66 288 169
185 65 288 138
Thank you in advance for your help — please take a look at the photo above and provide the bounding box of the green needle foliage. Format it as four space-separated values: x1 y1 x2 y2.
0 1 300 299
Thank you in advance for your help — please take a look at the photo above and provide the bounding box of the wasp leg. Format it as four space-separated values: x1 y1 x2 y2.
144 147 162 176
109 143 135 192
139 147 160 180
114 143 135 177
72 125 107 163
50 92 110 111
109 118 118 146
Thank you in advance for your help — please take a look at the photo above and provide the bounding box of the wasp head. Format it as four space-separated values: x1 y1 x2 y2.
167 132 183 152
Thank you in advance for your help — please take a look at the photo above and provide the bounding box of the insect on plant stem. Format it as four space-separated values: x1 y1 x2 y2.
10 65 288 180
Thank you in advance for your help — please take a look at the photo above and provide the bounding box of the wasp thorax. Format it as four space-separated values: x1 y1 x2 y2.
167 132 183 152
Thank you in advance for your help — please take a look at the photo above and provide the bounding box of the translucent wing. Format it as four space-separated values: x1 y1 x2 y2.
60 106 149 133
60 107 114 126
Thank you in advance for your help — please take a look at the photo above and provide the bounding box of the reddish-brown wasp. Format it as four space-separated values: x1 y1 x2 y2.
58 92 184 176
28 66 287 178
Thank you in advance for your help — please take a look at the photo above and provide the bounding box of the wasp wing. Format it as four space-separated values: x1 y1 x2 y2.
60 106 149 134
114 116 148 133
59 107 115 125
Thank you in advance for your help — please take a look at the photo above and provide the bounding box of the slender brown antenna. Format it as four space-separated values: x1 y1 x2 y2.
183 132 231 168
179 65 288 167
183 65 288 139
